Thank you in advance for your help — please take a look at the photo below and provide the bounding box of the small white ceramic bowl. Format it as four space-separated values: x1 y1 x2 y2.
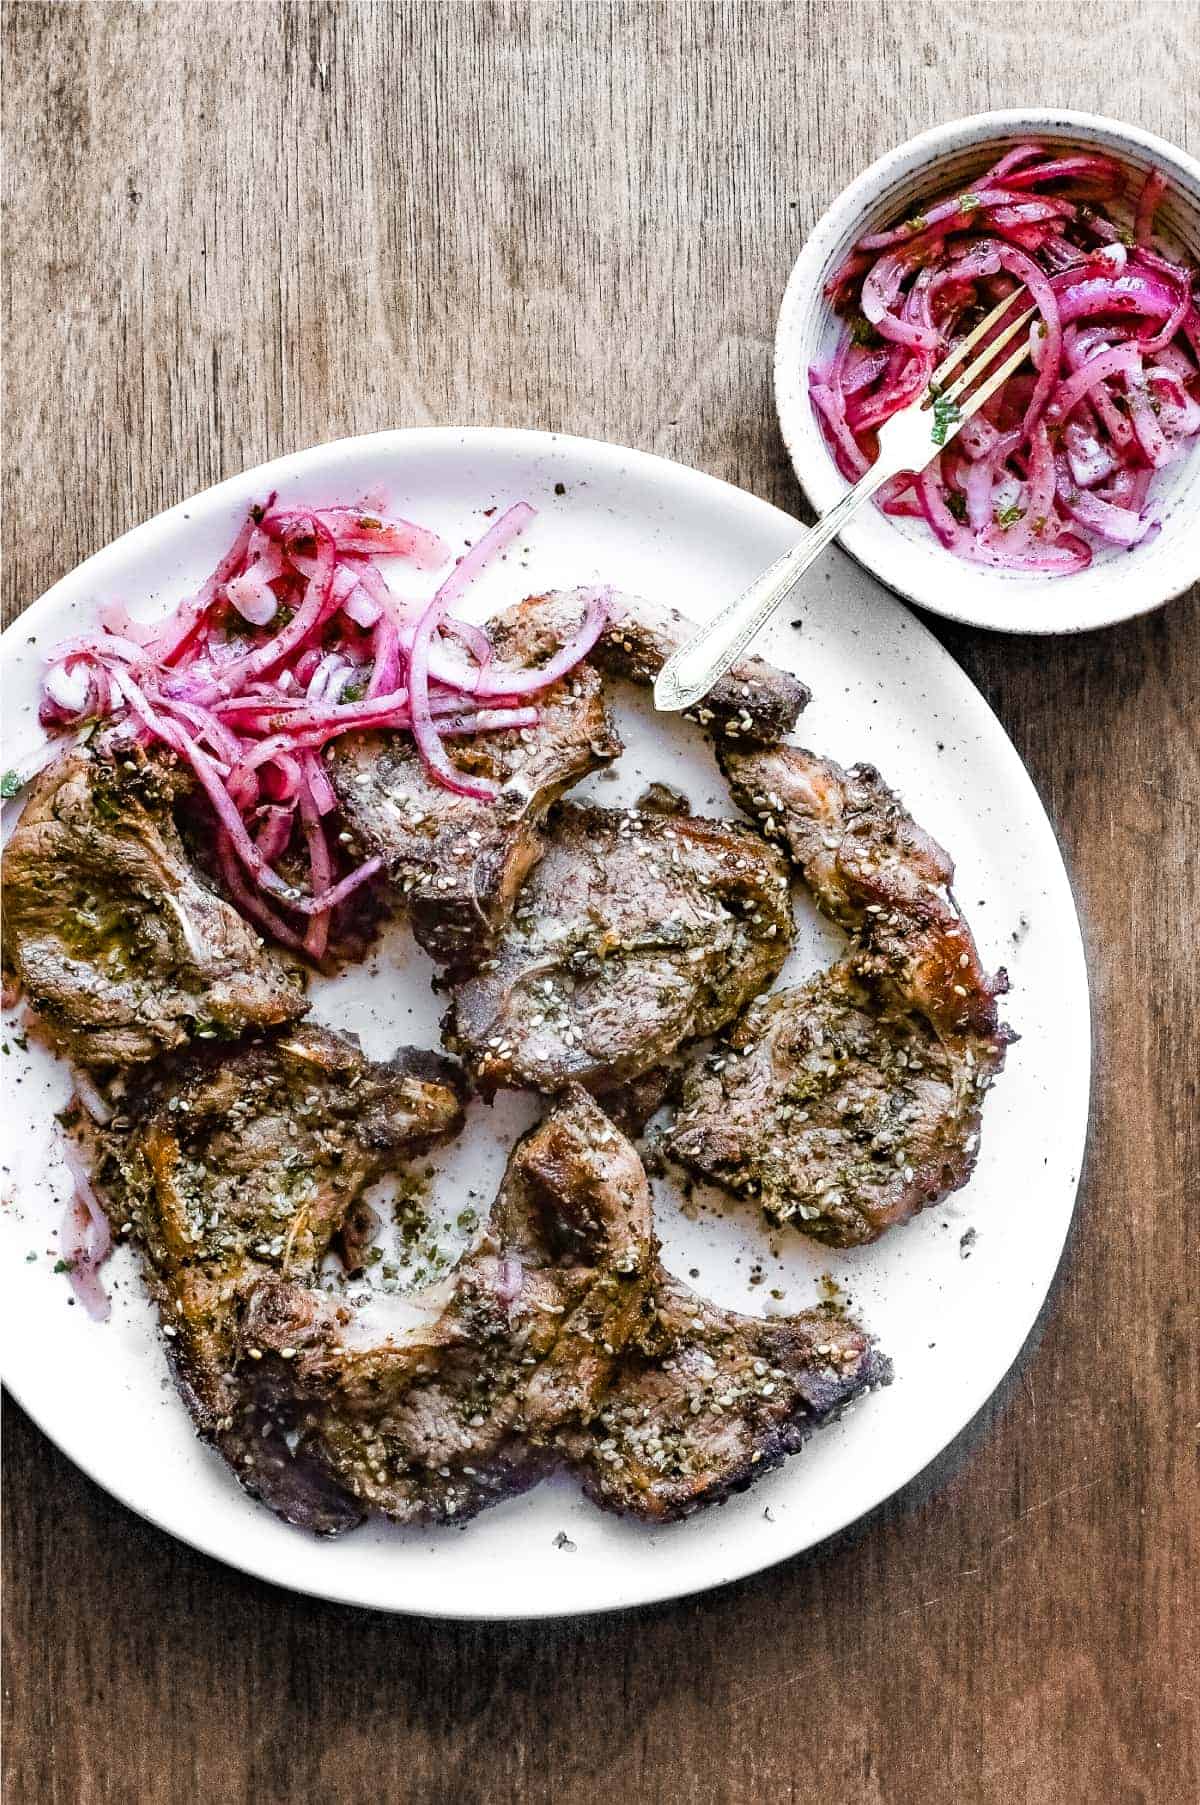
775 110 1200 634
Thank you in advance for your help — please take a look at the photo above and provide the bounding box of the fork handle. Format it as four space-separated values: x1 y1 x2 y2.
653 460 892 713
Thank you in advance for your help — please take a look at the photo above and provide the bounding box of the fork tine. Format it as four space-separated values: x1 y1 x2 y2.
937 303 1036 407
953 339 1034 425
928 290 1032 393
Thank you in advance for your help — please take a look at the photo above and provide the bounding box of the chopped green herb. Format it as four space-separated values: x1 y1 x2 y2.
1 769 22 800
946 491 968 524
958 193 982 213
189 1017 239 1042
994 504 1025 529
53 1258 77 1274
340 680 367 704
930 393 961 447
25 1252 37 1263
849 314 879 347
903 212 929 234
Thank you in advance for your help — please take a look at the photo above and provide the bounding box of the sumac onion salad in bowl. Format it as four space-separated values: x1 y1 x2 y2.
775 111 1200 633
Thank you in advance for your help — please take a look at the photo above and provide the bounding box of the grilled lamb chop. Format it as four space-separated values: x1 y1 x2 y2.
667 744 1011 1243
328 596 621 966
1 746 305 1065
667 957 1005 1243
494 588 809 744
98 1077 653 1531
718 742 1007 1039
291 1086 655 1523
93 1024 468 1530
561 1270 887 1520
445 802 793 1097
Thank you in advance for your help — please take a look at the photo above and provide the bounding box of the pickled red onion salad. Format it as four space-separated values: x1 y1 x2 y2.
811 146 1200 572
36 498 608 960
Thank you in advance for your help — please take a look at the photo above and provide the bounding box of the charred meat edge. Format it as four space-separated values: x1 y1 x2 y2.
493 588 810 744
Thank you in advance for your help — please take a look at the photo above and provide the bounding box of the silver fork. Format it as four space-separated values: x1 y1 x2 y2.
653 289 1036 715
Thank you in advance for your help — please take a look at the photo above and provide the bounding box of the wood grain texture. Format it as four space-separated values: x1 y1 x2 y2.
2 3 1197 1801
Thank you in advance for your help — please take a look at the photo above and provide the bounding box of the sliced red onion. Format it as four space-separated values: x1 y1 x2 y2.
58 1136 113 1323
1086 241 1127 275
992 242 1062 434
310 506 449 569
858 188 1031 254
97 600 157 644
1064 416 1117 487
965 429 1020 530
861 246 943 350
409 616 497 800
366 616 401 699
998 153 1123 192
298 761 334 961
44 660 94 718
1134 266 1192 356
438 706 540 736
72 1073 113 1126
473 587 609 697
496 1256 524 1307
304 752 338 815
258 753 302 804
1134 167 1168 248
220 518 339 685
217 830 308 951
840 345 890 396
254 805 295 864
957 414 1000 459
1049 342 1142 420
47 632 155 669
1056 478 1153 547
1054 267 1180 327
982 143 1046 182
226 569 280 627
1148 368 1200 439
823 249 872 302
1123 356 1175 468
811 378 871 477
847 352 930 433
403 504 536 801
341 586 382 630
306 652 350 703
34 487 668 954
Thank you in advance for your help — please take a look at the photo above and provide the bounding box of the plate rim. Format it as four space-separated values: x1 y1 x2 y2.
0 424 1092 1618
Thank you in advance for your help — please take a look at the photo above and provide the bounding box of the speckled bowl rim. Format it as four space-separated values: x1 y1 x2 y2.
775 109 1200 635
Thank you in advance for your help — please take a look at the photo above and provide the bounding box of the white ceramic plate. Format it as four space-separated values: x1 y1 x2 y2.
0 427 1090 1618
775 109 1200 634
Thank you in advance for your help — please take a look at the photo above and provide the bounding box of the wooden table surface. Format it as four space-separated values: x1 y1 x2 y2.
3 3 1197 1800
